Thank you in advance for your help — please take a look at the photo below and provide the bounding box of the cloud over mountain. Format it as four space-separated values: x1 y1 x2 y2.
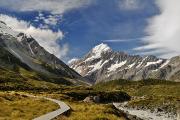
0 0 96 60
136 0 180 58
0 14 68 59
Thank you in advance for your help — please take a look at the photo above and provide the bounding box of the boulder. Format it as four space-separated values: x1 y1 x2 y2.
83 96 94 103
93 96 100 103
83 96 100 103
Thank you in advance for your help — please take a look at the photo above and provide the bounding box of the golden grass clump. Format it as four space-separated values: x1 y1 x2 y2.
0 92 59 120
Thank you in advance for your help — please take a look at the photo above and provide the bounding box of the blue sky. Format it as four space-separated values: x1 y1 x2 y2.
0 0 180 62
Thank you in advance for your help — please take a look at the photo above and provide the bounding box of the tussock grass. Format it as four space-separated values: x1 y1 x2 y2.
57 102 125 120
0 92 59 120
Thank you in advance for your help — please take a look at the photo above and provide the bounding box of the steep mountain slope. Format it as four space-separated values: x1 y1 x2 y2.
69 43 180 83
0 21 86 87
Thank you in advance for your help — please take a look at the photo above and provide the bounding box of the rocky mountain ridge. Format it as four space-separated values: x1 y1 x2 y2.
69 43 180 83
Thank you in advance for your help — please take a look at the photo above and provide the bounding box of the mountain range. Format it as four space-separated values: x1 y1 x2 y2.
1 20 180 87
69 43 180 84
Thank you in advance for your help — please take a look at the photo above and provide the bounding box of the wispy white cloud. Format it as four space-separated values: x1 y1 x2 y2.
135 0 180 58
103 38 142 43
0 14 69 59
103 39 127 43
0 0 94 14
34 12 63 27
44 15 61 26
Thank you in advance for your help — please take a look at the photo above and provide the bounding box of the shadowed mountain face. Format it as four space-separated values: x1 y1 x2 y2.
0 21 85 86
69 43 180 84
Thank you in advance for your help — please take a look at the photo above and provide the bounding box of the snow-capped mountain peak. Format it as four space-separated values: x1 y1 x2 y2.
84 43 112 62
92 43 112 54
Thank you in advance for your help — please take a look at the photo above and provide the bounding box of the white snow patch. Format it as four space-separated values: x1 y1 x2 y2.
145 59 163 67
110 57 114 60
87 60 109 74
128 63 135 68
152 69 159 72
89 60 103 73
160 60 170 68
136 56 148 68
108 60 127 72
152 60 170 72
68 58 79 65
16 35 23 42
75 66 82 74
28 41 35 55
101 60 109 67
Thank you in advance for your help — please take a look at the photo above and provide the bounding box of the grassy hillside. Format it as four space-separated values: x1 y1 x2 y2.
0 66 76 91
94 79 180 96
94 79 180 113
0 46 88 89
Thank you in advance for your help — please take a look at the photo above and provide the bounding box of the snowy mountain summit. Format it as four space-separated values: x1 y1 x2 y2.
69 43 180 83
91 43 112 54
84 43 112 62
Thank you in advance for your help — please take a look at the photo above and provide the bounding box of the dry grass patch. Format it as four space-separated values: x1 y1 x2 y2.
0 92 59 120
56 101 125 120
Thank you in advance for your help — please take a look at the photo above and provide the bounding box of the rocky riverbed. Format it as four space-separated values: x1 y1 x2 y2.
113 102 178 120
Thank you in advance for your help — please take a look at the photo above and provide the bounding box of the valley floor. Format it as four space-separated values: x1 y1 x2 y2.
0 91 129 120
0 79 179 120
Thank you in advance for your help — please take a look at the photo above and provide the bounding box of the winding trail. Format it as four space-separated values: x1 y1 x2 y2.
26 94 70 120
